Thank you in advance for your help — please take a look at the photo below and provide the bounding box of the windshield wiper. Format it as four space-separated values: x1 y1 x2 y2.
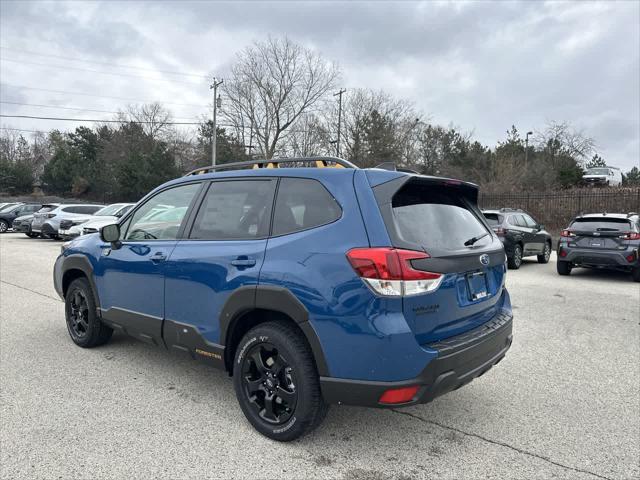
464 232 490 246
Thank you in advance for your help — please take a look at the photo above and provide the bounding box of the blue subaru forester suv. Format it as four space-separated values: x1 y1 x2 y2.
54 157 513 441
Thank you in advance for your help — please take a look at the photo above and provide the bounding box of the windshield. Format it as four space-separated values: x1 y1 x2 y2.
570 218 631 231
95 204 127 216
0 203 19 212
392 184 489 251
586 168 610 176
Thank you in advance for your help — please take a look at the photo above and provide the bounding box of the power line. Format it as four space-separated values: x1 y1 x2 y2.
1 101 119 115
0 101 203 121
1 84 208 108
1 58 203 86
0 114 202 125
0 127 44 134
0 46 210 79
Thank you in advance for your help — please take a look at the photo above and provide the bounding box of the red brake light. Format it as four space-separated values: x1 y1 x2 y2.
346 248 437 280
493 227 506 237
621 232 640 240
379 386 420 405
561 229 575 237
346 248 442 296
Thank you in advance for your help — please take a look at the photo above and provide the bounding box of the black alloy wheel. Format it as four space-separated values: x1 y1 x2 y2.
233 321 329 441
67 289 90 340
241 343 298 425
64 278 113 348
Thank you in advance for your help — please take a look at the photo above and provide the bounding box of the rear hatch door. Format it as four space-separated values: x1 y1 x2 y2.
568 217 632 249
372 175 506 344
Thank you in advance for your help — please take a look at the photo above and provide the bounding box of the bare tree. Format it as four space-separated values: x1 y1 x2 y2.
534 121 596 164
223 36 340 159
117 103 173 140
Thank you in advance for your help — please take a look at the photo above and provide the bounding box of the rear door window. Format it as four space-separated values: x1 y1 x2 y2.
189 179 276 240
570 218 632 232
272 178 341 236
392 184 489 251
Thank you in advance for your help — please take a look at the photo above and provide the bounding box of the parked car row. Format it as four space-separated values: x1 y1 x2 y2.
0 202 135 240
481 208 640 282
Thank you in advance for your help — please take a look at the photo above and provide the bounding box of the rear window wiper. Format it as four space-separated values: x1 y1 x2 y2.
464 232 490 246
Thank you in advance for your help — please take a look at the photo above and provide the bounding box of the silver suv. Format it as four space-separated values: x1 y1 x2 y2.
31 204 104 239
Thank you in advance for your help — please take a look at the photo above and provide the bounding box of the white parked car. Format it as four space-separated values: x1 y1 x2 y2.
59 203 135 239
583 167 623 187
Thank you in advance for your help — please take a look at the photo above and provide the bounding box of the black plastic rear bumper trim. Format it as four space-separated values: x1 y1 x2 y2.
320 310 513 408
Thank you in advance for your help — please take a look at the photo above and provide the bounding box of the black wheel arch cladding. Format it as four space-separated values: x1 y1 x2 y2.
220 285 330 376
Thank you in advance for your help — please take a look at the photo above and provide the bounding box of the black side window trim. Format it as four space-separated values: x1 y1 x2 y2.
118 181 205 242
185 177 277 241
269 176 343 238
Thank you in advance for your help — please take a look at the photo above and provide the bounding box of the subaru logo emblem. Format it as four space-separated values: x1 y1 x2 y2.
479 254 490 266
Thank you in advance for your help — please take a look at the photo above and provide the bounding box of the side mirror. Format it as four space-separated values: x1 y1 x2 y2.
100 224 121 247
538 224 544 230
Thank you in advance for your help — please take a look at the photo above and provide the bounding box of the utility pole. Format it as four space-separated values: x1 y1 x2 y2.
210 77 223 166
525 131 533 166
334 88 346 157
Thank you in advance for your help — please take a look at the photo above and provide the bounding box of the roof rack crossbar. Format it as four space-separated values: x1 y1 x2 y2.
184 156 358 176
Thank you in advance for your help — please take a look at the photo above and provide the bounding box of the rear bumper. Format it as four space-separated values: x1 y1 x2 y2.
320 309 513 407
559 245 638 268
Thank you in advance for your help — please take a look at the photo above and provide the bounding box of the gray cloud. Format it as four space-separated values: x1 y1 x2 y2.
1 0 638 169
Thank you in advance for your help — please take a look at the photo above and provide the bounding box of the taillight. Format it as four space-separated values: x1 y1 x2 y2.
493 227 506 237
620 232 640 240
561 229 575 237
346 248 443 297
47 213 56 218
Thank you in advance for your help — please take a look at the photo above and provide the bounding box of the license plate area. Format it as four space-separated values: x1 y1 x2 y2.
466 271 488 301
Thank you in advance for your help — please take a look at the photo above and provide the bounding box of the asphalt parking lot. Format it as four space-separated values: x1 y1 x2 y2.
0 232 638 480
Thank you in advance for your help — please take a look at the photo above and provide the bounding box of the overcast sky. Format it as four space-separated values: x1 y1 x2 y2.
1 0 638 170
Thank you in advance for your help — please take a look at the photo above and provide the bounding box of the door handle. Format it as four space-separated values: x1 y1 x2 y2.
231 257 256 267
150 252 167 263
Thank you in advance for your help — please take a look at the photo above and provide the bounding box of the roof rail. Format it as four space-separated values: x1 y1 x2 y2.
184 156 358 176
499 207 524 213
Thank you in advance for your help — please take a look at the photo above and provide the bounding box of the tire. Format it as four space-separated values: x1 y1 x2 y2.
557 261 572 276
233 321 329 442
632 268 640 283
65 277 113 348
537 242 551 264
0 220 9 233
507 244 523 270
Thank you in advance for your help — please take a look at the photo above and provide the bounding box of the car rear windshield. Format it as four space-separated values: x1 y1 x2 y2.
392 183 489 251
570 218 632 231
483 213 503 226
37 205 56 213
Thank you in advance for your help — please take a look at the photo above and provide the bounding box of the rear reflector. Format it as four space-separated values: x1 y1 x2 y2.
559 248 567 257
626 251 637 263
379 386 420 405
346 248 443 297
